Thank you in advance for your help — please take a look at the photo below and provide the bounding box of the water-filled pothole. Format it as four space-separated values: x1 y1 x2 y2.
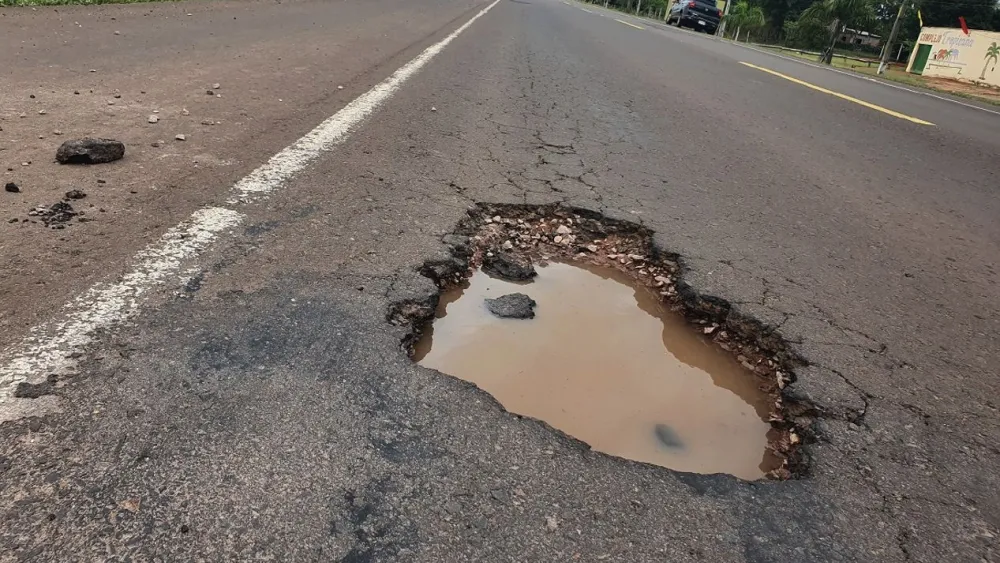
392 205 812 479
415 260 781 479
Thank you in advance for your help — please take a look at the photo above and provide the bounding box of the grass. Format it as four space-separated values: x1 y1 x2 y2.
1 0 176 6
757 45 1000 107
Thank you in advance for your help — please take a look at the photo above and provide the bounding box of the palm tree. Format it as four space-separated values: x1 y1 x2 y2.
798 0 876 64
726 1 766 41
980 42 1000 81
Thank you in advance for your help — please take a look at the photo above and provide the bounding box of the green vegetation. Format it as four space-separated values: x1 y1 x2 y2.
1 0 175 6
734 0 1000 64
726 0 766 40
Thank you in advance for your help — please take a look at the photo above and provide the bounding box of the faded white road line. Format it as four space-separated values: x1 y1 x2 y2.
0 0 502 421
615 18 645 30
0 208 243 422
229 0 502 203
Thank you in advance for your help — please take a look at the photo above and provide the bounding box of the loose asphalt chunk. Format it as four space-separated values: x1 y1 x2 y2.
482 252 536 282
55 138 125 165
484 292 537 319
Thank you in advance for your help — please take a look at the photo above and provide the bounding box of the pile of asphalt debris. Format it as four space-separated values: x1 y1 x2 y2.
26 190 88 229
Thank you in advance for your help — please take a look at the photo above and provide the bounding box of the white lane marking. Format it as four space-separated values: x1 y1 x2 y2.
0 0 502 419
580 7 594 13
0 207 243 421
739 43 1000 117
229 0 502 203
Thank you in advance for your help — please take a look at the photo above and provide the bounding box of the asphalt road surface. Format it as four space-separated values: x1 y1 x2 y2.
2 0 999 561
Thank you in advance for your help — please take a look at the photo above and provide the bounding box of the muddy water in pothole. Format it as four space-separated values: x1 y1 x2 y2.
414 261 779 479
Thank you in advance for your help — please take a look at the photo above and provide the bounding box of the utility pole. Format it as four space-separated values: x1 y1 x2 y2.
717 0 732 37
878 2 907 74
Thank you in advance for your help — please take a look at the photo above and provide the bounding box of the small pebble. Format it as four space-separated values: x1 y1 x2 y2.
148 115 159 124
175 134 186 141
212 83 221 89
4 182 20 193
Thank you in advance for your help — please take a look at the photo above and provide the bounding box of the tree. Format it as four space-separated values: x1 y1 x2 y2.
918 0 1000 32
981 42 1000 80
797 0 876 63
728 0 767 40
757 0 814 39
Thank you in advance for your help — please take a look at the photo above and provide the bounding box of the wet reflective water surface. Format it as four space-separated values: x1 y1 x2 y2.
414 261 779 479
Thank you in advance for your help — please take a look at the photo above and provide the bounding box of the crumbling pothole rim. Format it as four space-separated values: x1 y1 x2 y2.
389 203 819 480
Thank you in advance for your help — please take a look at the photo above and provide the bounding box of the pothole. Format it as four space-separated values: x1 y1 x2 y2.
392 204 814 480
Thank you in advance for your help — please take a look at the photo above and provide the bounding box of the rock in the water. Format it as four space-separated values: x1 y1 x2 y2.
56 138 125 164
4 182 19 193
654 423 684 449
485 293 536 319
482 252 536 282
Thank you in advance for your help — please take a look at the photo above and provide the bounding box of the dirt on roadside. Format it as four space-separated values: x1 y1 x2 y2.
922 76 1000 104
0 0 484 352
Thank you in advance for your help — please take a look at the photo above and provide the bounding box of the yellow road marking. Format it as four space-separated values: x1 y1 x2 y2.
615 18 645 29
739 62 935 126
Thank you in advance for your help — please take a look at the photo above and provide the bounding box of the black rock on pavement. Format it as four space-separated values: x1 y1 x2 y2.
55 138 125 165
485 293 536 319
482 252 536 282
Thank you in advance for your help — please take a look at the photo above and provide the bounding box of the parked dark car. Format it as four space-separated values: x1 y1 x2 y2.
667 0 722 34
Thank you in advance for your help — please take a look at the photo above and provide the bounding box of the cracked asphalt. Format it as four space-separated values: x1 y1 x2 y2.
2 0 1000 561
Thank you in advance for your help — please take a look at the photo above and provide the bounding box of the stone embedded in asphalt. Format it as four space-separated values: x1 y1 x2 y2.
13 375 56 399
4 182 19 193
56 138 125 164
485 293 536 319
482 252 536 282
